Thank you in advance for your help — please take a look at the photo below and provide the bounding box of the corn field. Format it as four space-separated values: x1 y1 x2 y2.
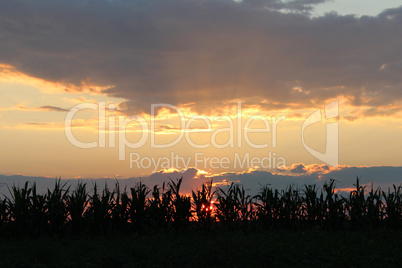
0 177 400 236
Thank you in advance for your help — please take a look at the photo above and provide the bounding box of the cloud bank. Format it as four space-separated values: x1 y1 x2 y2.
1 0 401 116
1 165 401 198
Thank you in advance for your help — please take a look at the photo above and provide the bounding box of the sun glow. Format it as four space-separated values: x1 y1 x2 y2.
0 64 113 94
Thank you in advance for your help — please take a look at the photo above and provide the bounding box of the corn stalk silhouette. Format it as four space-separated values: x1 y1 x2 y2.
192 179 214 231
0 177 400 236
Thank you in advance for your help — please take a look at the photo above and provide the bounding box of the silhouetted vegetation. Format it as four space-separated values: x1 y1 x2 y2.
0 177 400 237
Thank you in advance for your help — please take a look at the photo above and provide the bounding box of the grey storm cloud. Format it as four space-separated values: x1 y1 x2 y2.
1 0 402 114
289 163 308 174
1 166 401 197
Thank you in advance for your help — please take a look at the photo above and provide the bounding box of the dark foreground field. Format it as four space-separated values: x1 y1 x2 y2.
0 229 400 267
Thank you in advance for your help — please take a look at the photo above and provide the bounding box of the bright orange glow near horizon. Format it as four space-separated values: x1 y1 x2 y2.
1 73 402 180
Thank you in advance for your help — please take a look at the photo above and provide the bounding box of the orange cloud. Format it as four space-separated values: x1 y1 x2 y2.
0 64 113 94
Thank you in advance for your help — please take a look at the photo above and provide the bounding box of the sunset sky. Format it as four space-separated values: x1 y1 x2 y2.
1 0 402 194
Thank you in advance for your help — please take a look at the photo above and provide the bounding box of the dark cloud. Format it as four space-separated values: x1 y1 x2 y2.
290 163 307 173
1 0 401 115
243 0 329 12
18 105 69 112
1 166 401 197
40 105 68 112
318 166 402 188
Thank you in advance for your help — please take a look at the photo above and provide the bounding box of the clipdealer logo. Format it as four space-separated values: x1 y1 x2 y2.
302 100 339 166
64 101 338 171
